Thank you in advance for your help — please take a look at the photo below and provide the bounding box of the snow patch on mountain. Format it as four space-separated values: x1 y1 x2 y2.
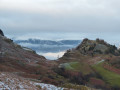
0 72 64 90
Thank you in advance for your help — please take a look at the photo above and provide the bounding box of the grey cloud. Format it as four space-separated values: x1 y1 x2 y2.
1 11 120 34
0 0 120 42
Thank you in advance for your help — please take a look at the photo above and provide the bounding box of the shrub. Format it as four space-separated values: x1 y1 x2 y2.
63 83 89 90
36 85 42 89
42 77 59 85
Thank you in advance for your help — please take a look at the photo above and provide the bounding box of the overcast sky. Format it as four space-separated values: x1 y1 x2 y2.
0 0 120 43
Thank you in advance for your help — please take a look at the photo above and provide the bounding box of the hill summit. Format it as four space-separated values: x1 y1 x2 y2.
65 38 120 57
77 38 120 56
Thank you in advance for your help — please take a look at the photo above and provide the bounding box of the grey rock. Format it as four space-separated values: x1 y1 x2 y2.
0 29 4 36
94 44 108 53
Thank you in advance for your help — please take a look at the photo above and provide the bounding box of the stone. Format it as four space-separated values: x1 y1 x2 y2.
0 29 4 36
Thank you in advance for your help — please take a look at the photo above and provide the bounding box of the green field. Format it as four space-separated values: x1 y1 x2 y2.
62 62 93 75
93 62 120 87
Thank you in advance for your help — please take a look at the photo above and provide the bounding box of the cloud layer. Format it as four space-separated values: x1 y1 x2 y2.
0 0 120 41
0 0 120 16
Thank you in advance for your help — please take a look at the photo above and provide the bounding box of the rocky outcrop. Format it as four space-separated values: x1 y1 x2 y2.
0 29 4 36
63 38 120 58
75 38 120 56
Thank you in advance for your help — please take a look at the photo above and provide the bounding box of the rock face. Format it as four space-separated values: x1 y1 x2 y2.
75 38 120 55
63 38 120 58
0 29 4 36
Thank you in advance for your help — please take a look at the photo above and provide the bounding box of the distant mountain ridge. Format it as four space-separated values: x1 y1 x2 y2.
14 39 82 54
14 39 81 45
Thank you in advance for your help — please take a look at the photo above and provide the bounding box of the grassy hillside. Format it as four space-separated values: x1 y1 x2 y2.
93 62 120 88
61 62 93 75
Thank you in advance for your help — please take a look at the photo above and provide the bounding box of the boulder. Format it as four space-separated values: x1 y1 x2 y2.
0 29 4 36
94 44 108 53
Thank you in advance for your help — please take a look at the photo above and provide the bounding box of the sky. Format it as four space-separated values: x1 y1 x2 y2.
0 0 120 44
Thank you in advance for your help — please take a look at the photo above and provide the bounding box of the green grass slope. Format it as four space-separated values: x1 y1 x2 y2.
62 62 93 75
93 62 120 88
